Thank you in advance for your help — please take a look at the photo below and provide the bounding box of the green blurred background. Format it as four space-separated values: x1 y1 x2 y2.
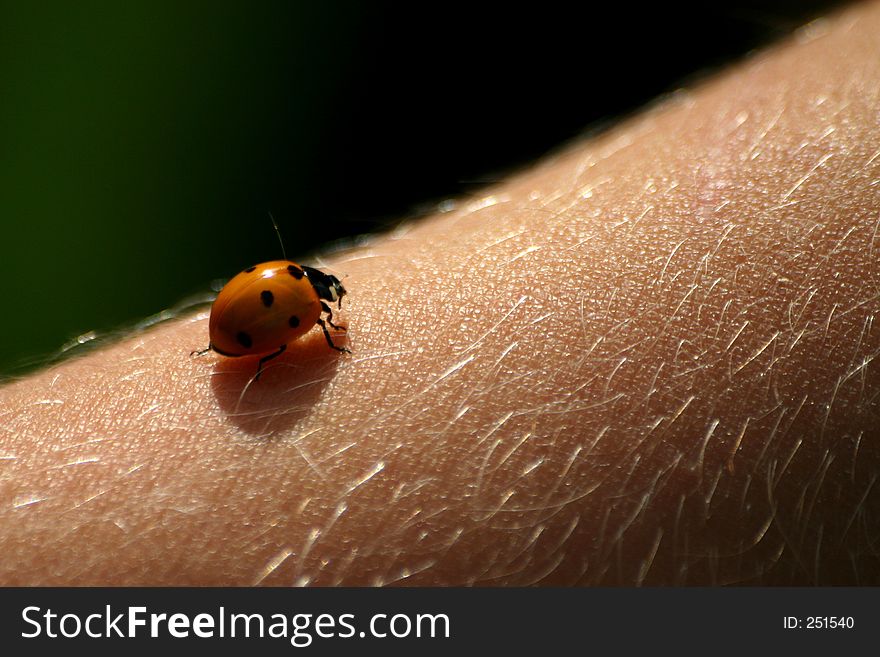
0 1 844 376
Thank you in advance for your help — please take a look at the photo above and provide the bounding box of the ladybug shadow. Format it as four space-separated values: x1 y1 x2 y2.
210 336 347 437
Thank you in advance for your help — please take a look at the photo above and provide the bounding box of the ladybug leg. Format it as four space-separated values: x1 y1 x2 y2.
255 344 287 380
320 301 347 331
316 317 351 353
191 345 212 357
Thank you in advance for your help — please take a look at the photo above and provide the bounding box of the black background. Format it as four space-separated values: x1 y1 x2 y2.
0 1 848 375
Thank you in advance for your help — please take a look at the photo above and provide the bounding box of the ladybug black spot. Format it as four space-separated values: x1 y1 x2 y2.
287 265 304 280
289 315 300 328
261 290 274 307
237 331 253 349
244 266 256 273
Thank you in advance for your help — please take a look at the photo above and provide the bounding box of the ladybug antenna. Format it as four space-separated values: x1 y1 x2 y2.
268 211 287 261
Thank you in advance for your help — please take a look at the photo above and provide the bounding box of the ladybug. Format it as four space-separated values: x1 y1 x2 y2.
193 260 350 379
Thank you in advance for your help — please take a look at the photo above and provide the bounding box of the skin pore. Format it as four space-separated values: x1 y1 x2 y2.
1 2 880 585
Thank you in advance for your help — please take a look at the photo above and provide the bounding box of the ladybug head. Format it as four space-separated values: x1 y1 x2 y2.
302 266 347 308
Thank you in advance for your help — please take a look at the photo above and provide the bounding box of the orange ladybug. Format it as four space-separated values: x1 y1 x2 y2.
194 260 349 379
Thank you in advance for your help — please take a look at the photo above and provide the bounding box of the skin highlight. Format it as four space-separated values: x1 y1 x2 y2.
1 2 880 585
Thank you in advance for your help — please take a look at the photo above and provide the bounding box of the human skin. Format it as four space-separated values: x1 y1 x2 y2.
2 2 880 586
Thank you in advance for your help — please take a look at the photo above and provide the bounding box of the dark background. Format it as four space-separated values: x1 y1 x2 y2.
0 0 847 376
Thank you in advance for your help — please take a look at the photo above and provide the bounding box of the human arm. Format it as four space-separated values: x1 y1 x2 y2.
1 1 879 585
